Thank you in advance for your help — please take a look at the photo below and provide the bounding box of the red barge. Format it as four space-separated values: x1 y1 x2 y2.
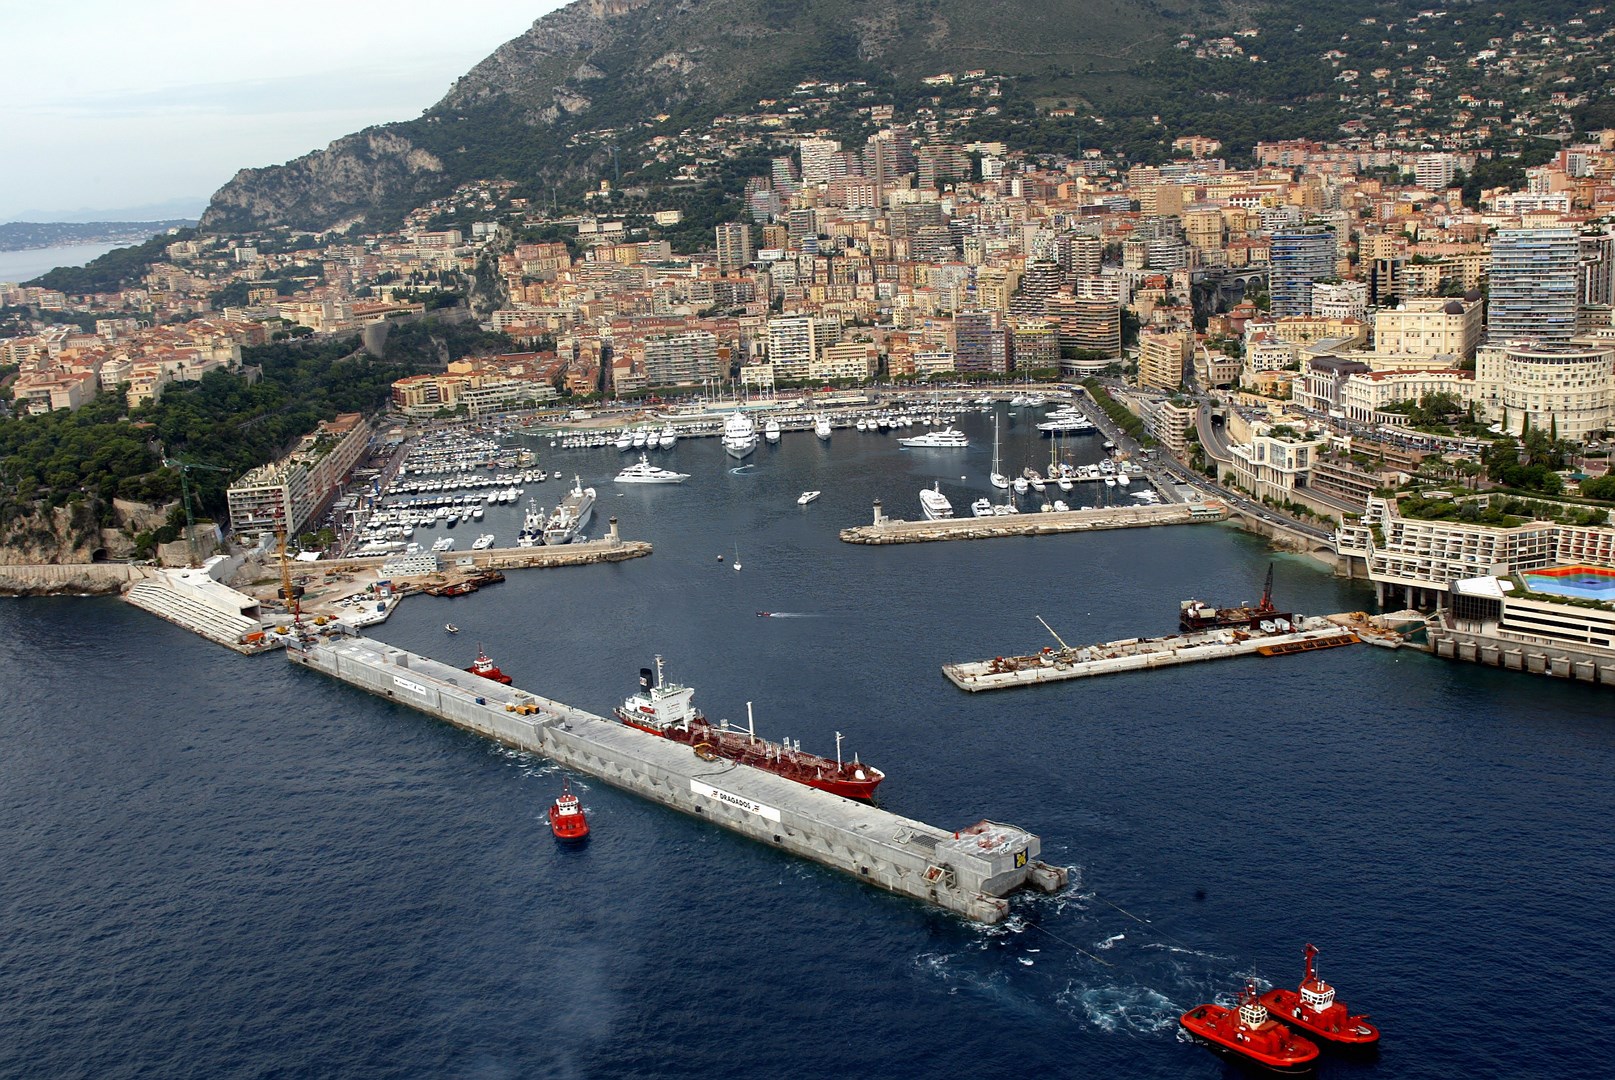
548 779 590 842
1260 944 1380 1047
467 648 513 685
614 656 884 801
1181 982 1320 1073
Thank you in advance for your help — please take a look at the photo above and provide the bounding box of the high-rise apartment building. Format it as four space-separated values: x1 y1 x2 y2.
952 310 1009 374
715 222 755 272
1487 227 1578 344
1269 226 1338 317
797 138 842 187
1138 330 1190 391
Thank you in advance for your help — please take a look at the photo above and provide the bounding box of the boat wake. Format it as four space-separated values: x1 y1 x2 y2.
755 611 819 618
1059 982 1183 1034
728 464 756 475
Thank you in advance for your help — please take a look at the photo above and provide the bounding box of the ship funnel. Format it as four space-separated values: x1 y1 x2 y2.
640 667 655 691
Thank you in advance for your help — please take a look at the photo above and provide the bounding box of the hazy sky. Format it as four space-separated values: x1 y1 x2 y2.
0 1 567 222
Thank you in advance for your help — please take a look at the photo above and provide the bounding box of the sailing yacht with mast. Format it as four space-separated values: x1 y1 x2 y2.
989 412 1009 489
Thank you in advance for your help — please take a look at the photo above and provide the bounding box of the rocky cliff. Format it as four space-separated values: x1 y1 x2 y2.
0 498 174 567
200 0 1214 232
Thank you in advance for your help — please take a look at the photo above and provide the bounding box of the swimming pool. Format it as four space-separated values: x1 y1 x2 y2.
1521 564 1615 600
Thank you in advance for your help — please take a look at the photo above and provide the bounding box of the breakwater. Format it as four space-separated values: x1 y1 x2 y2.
840 502 1228 545
287 632 1067 922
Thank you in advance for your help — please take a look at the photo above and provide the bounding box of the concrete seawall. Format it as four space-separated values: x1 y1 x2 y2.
840 503 1228 545
288 633 1068 922
0 562 155 596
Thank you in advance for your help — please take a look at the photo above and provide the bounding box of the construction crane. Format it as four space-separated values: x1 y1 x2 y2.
273 505 304 627
162 456 230 567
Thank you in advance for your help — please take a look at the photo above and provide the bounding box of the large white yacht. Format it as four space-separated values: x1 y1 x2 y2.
614 454 690 484
764 418 781 444
814 415 832 441
722 411 758 458
897 426 969 449
543 477 597 544
919 481 954 520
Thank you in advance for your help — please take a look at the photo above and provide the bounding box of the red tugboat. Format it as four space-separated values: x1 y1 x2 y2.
1181 982 1321 1073
548 779 589 842
467 647 513 685
1260 944 1380 1047
614 656 885 801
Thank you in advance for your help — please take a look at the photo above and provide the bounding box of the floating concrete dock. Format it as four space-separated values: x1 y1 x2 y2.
841 501 1228 545
287 633 1068 923
942 619 1359 692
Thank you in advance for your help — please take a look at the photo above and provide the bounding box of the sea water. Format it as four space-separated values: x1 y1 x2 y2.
1 410 1609 1078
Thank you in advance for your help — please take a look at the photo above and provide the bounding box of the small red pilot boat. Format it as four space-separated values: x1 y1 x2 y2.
548 780 589 842
467 647 513 684
1181 981 1320 1073
1260 944 1380 1047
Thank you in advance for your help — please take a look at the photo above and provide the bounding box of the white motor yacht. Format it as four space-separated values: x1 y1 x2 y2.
919 481 954 520
764 418 781 444
614 454 691 484
797 490 821 506
970 497 994 518
898 426 969 449
722 411 758 458
814 415 832 441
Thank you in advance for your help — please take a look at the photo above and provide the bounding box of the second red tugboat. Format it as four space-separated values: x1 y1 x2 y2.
614 656 885 800
548 779 589 842
1181 982 1321 1073
467 647 513 685
1260 944 1380 1047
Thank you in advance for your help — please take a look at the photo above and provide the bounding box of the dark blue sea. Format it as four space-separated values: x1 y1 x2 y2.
3 409 1611 1078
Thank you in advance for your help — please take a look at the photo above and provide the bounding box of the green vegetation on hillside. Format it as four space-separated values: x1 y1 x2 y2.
0 334 415 537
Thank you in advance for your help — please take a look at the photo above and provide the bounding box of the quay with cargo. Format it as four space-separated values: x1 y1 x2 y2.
286 631 1068 923
840 500 1229 545
942 619 1361 692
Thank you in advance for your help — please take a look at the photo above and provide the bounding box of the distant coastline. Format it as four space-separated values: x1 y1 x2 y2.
0 242 129 283
0 219 196 255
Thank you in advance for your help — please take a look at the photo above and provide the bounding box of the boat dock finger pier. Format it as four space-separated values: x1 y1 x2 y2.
942 619 1360 692
288 633 1067 923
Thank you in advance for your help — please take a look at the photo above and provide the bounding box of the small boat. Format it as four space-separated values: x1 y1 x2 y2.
756 611 772 617
797 490 821 506
444 623 460 634
467 647 513 685
1259 944 1380 1047
732 544 742 572
764 418 781 444
970 497 994 517
548 779 590 842
1181 982 1320 1073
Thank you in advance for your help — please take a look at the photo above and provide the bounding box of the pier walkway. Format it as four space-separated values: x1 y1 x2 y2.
841 501 1229 545
943 619 1359 691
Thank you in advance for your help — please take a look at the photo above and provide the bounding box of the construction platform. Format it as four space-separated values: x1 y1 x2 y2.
942 618 1360 692
287 633 1068 923
840 501 1228 545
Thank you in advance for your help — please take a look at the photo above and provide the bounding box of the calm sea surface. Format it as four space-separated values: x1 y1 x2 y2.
2 410 1610 1078
0 241 125 283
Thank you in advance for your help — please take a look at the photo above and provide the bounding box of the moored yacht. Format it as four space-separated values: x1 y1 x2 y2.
764 418 781 444
919 481 954 520
722 411 758 458
814 415 832 441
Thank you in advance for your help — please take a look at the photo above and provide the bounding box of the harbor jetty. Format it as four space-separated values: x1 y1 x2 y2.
942 618 1360 692
841 501 1228 545
288 632 1068 923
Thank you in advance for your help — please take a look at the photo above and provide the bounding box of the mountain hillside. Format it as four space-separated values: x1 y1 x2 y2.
201 0 1216 232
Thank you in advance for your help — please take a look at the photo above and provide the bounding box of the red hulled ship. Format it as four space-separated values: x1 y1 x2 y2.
1180 563 1293 632
548 779 589 842
614 656 884 801
1260 944 1380 1047
467 647 513 684
1181 982 1321 1073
